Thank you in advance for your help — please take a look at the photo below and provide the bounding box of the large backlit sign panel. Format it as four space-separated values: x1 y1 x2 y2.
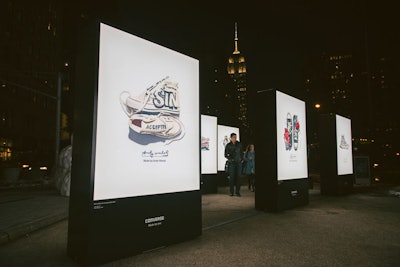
276 91 308 180
94 23 199 200
201 115 217 174
336 114 353 175
217 125 240 171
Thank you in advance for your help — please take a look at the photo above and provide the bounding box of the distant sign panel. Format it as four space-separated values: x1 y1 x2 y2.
336 114 353 175
201 115 217 174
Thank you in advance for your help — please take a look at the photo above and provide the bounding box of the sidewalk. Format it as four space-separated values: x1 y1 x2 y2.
0 187 69 245
1 182 399 266
1 181 399 247
0 184 258 247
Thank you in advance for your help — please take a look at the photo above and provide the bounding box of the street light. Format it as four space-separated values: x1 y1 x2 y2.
315 103 321 109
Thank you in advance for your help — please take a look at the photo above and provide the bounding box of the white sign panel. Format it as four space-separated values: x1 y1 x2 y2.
336 114 353 175
201 115 218 174
94 23 200 201
217 125 240 171
276 91 308 180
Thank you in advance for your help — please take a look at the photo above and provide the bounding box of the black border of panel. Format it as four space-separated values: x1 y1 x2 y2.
319 113 337 195
67 20 100 264
276 178 310 211
201 174 218 194
254 89 277 211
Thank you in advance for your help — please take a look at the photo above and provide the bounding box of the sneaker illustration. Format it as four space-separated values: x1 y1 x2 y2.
339 135 349 149
201 136 210 151
293 114 300 151
120 76 180 117
121 76 185 145
129 113 185 142
284 112 293 150
284 128 290 150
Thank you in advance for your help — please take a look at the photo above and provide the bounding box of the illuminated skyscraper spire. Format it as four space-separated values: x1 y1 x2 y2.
227 22 248 137
233 22 240 54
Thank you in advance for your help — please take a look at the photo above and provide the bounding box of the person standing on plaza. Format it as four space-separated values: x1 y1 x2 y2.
243 144 256 192
224 133 243 196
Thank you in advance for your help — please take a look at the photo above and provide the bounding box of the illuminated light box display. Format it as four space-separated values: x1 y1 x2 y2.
276 91 308 181
94 23 199 200
255 89 309 212
319 113 354 195
68 22 201 266
200 115 218 193
217 125 240 172
201 115 218 174
336 114 353 175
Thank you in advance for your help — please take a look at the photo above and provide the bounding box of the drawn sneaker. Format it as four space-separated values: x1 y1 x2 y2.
284 112 293 150
120 76 180 117
284 128 291 150
339 135 349 149
201 136 210 150
129 113 184 142
293 114 300 151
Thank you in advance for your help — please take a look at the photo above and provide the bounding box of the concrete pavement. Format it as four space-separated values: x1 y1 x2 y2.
0 187 69 246
1 183 400 266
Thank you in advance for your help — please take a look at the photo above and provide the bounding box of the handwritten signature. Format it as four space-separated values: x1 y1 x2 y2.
142 150 169 158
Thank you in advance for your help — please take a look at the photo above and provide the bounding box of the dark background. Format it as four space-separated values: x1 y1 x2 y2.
1 0 399 177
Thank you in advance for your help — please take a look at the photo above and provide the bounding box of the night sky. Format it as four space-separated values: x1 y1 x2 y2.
63 0 399 123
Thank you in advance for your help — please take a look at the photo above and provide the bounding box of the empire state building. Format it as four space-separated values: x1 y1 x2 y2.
227 23 248 133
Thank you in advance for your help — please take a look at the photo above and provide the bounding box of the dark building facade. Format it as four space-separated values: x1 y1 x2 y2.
304 50 399 172
0 1 68 166
304 52 366 140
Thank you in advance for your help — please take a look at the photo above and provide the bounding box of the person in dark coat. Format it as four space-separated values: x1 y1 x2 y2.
224 133 243 196
243 144 255 192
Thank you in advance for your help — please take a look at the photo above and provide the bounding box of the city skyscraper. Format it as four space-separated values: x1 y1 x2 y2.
0 1 66 164
227 23 248 136
304 52 365 122
304 52 361 149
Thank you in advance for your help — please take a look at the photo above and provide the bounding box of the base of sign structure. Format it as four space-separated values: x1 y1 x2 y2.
201 174 218 194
